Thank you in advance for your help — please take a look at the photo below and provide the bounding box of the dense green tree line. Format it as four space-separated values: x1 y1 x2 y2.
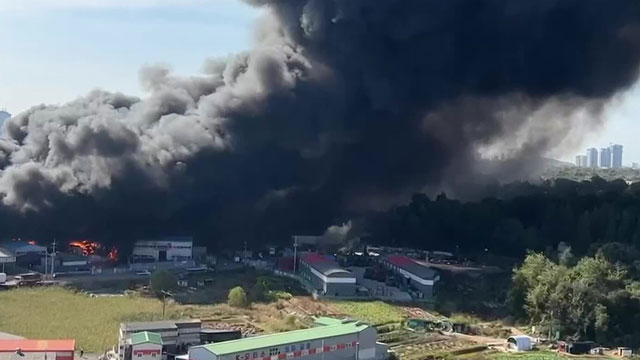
372 177 640 257
510 249 640 347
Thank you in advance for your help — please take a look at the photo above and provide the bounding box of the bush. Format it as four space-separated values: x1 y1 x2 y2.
272 291 293 300
150 270 178 297
250 282 269 302
228 286 249 308
285 315 296 326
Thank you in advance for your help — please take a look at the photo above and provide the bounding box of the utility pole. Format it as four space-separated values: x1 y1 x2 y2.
293 236 298 273
244 241 247 262
50 238 56 276
161 290 172 319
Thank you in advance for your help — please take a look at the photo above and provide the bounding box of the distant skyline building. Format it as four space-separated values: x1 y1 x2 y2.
587 148 599 168
0 109 10 126
600 147 612 168
611 144 623 168
576 155 587 167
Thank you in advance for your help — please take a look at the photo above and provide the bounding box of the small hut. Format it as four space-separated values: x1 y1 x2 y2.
617 347 632 357
507 335 533 352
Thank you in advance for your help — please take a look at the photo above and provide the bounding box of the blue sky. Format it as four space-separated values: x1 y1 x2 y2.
1 0 639 165
0 0 260 111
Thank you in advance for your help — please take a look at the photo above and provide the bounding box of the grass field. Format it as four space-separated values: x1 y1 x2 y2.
329 300 405 325
0 287 305 353
0 287 195 353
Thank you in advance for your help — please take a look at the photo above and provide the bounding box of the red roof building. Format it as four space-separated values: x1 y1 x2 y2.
0 340 75 360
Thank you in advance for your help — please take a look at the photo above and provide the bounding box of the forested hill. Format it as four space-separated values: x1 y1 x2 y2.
370 177 640 258
543 165 640 182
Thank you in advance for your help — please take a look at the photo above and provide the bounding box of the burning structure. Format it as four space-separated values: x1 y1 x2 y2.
0 1 639 248
69 240 119 263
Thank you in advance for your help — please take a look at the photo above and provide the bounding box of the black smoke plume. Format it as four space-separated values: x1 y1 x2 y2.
2 0 640 248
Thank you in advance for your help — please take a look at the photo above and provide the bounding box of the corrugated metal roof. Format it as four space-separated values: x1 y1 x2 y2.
1 242 46 254
0 247 14 259
130 332 163 346
385 255 437 280
313 317 343 327
162 236 193 243
121 321 178 332
0 340 75 352
301 254 353 278
199 321 368 355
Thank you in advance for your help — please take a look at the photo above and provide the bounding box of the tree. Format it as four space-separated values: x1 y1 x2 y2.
250 281 269 302
228 286 249 308
150 270 178 297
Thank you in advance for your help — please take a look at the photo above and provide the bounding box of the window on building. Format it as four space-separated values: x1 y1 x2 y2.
137 354 142 357
152 354 157 357
269 348 280 356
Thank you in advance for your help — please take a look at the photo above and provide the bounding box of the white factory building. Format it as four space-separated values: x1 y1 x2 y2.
382 255 439 300
189 318 387 360
132 236 193 263
299 254 356 297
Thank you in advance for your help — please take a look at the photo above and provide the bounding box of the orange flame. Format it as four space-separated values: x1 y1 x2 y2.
69 240 101 256
108 247 119 262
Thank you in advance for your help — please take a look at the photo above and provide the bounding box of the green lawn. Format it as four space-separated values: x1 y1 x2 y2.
0 287 197 353
0 286 308 354
329 300 405 325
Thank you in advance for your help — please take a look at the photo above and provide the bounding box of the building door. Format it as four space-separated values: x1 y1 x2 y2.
159 251 167 261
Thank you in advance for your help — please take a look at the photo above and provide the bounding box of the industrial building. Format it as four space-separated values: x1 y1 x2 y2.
132 237 193 263
0 339 75 360
299 253 356 297
188 318 386 360
1 241 47 257
119 320 201 358
0 247 15 273
126 332 163 360
381 255 439 300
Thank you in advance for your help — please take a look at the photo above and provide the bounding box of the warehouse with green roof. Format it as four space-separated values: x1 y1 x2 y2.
188 319 386 360
126 331 163 360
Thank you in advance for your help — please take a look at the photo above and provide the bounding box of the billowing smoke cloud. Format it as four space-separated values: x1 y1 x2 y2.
2 0 640 247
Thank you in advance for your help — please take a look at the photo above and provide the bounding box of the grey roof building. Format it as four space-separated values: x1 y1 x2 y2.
299 253 356 297
382 255 439 300
119 319 201 358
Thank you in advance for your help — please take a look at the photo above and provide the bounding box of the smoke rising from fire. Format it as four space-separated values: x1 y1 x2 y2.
2 0 640 245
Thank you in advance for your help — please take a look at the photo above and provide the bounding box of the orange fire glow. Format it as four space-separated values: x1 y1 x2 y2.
69 240 101 256
108 247 119 262
69 240 119 262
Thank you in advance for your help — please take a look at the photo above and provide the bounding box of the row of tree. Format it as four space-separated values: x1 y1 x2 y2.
371 177 640 257
510 247 640 347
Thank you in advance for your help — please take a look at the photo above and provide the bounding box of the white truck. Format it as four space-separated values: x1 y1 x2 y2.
0 273 6 284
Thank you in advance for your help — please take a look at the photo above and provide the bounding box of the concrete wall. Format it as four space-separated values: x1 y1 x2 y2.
131 344 162 360
324 282 356 297
133 241 192 261
411 281 434 298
